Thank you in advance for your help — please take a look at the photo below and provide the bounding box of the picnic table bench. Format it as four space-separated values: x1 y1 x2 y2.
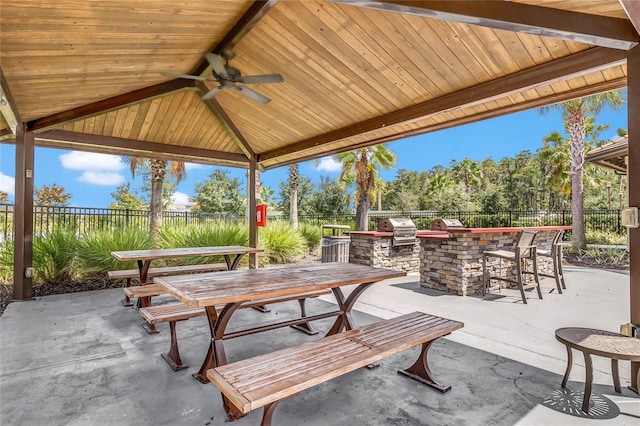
138 289 331 371
207 311 464 424
110 263 227 307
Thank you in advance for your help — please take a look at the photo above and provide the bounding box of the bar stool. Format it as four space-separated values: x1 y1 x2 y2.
536 230 566 294
482 229 542 304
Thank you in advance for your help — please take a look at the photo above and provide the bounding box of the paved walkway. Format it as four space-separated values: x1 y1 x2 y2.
1 265 638 425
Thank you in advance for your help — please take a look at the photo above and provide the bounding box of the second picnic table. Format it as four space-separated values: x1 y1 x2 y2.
111 246 263 328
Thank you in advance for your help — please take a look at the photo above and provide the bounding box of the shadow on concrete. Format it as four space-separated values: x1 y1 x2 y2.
1 287 639 425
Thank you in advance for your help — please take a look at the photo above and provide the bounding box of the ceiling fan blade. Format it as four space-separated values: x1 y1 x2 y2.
235 86 271 104
241 74 284 84
161 72 215 82
201 86 223 100
205 53 230 79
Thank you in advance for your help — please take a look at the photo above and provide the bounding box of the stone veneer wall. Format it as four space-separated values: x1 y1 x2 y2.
349 234 419 273
420 230 558 296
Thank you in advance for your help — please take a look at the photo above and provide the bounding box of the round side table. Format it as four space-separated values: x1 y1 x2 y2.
555 327 640 413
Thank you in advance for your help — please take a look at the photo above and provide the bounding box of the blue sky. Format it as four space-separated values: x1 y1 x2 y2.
0 104 628 208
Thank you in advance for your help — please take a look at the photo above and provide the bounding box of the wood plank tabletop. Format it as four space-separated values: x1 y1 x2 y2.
111 246 263 261
154 263 407 308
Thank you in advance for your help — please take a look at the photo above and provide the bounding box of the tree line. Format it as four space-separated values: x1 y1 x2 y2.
0 91 626 250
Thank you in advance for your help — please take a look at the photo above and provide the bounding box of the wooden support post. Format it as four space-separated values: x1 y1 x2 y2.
13 123 34 301
628 43 640 393
248 158 259 269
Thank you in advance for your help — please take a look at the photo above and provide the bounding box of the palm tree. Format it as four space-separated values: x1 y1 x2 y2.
335 145 396 231
539 91 625 249
288 164 299 229
450 158 483 192
537 131 571 197
127 157 186 247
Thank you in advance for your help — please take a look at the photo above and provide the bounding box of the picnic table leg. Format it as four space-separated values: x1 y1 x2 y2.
224 253 246 271
399 338 452 393
193 303 241 384
326 283 374 336
136 260 158 333
290 298 319 335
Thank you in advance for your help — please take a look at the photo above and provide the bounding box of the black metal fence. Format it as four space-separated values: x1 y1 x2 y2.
0 204 626 241
0 205 240 240
297 209 625 235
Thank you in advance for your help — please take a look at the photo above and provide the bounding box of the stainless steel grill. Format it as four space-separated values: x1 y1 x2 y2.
377 218 417 246
430 218 465 231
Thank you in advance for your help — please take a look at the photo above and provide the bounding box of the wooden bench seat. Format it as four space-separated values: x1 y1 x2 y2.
123 283 165 299
138 289 332 371
108 262 227 282
109 263 227 307
207 311 463 425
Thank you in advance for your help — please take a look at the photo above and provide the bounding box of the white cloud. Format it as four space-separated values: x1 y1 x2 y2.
77 171 125 186
315 157 341 172
59 151 126 171
0 172 15 196
172 192 191 205
185 163 205 171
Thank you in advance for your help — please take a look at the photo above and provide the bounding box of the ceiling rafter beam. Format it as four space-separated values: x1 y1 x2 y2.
192 0 279 76
333 0 639 50
27 80 194 133
259 47 626 163
263 76 627 170
196 83 256 162
0 128 15 141
35 130 249 165
0 68 21 134
620 0 640 36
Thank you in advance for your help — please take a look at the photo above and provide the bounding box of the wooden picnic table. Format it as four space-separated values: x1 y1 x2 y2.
111 246 263 329
154 262 407 383
111 246 263 281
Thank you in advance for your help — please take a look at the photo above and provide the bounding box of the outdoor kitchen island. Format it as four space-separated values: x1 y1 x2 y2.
419 226 571 296
349 227 449 273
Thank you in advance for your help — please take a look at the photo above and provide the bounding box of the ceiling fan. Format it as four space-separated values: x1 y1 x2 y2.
162 51 283 104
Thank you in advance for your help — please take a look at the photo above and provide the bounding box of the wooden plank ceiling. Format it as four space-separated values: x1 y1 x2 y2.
0 0 637 170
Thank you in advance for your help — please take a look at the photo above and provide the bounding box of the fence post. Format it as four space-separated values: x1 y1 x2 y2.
509 211 513 227
562 210 566 226
126 209 130 227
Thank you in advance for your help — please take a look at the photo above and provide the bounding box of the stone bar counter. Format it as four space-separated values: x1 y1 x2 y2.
349 230 449 273
419 226 571 296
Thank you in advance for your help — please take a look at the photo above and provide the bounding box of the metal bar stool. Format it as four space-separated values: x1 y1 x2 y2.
536 230 566 294
482 229 542 304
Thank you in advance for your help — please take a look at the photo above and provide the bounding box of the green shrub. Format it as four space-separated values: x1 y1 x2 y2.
160 223 249 265
0 239 14 283
565 245 628 266
298 223 322 250
75 227 150 275
33 230 79 283
259 221 304 264
585 230 627 245
0 230 79 284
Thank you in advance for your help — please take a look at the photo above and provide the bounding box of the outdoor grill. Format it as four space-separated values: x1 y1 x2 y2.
430 218 465 231
377 218 417 246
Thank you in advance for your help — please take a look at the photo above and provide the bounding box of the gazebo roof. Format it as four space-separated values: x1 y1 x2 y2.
585 135 628 173
1 1 638 170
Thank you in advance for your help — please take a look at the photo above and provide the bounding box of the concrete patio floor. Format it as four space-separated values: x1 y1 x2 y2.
1 265 639 425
